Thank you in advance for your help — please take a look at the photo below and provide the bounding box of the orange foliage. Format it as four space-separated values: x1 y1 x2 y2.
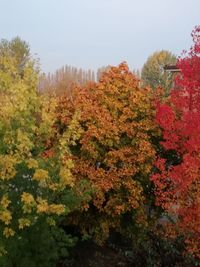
56 63 158 241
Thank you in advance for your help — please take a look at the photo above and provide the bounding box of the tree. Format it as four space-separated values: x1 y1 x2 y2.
151 26 200 259
0 39 79 266
0 37 31 76
141 50 177 94
56 62 158 242
96 65 110 81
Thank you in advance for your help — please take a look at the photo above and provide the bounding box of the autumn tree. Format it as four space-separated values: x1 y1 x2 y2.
96 65 111 81
141 50 176 94
151 26 200 259
56 62 158 242
0 40 80 266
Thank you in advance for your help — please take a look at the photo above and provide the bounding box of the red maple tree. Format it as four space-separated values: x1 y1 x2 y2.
151 26 200 258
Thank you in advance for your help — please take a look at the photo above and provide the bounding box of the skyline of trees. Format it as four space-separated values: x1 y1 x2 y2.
0 36 177 96
38 65 95 95
0 26 199 266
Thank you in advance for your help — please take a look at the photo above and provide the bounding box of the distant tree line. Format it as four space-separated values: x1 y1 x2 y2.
38 65 95 95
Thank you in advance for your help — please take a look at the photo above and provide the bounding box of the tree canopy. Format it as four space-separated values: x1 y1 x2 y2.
151 26 200 259
141 50 177 94
0 37 31 75
0 27 199 266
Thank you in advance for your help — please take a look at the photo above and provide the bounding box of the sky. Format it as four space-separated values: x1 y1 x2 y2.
0 0 199 73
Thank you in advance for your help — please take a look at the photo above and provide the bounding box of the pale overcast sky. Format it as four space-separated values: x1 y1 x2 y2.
0 0 199 73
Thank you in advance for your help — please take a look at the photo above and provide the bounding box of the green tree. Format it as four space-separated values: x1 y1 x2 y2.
141 50 176 94
0 37 31 76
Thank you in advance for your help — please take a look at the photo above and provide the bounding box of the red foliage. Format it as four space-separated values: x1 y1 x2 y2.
152 26 200 258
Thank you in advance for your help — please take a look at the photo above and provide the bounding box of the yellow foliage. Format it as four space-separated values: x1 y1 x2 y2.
16 129 33 157
36 198 65 215
36 198 49 214
27 158 38 169
38 96 58 137
21 192 36 213
0 46 77 259
21 192 35 204
33 169 49 182
49 204 66 215
18 218 31 229
3 227 15 238
0 210 12 225
0 155 17 180
59 165 74 187
0 195 11 209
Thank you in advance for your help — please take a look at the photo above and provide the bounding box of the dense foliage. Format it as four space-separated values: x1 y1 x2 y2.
55 62 158 242
151 26 200 260
0 27 200 266
0 38 79 266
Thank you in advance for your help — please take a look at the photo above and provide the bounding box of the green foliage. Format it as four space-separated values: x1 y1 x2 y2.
130 231 200 267
0 222 77 267
0 37 31 74
141 50 176 94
